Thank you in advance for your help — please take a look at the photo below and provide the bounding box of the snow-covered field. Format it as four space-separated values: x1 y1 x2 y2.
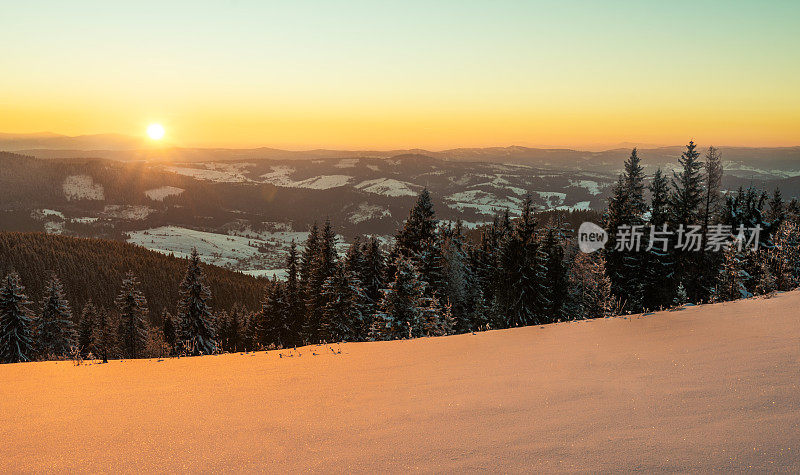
2 292 798 471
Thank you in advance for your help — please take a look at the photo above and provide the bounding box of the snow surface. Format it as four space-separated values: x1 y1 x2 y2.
127 225 273 269
144 186 184 201
348 203 391 224
164 163 254 183
355 178 417 197
62 175 105 201
3 291 798 471
569 179 603 195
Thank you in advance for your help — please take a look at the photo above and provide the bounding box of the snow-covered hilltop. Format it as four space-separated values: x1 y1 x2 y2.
2 290 799 471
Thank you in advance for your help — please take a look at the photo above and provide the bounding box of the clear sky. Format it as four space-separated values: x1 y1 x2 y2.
1 1 799 149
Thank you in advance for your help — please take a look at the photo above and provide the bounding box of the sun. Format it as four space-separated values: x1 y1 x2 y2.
147 123 165 140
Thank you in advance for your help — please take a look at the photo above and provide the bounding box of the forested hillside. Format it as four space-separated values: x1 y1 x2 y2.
0 232 263 320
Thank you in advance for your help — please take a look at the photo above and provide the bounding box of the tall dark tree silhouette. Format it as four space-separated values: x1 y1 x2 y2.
38 274 76 358
0 271 35 363
669 141 705 301
177 248 216 355
115 271 148 359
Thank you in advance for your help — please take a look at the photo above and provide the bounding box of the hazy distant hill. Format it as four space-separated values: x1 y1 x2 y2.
3 133 798 178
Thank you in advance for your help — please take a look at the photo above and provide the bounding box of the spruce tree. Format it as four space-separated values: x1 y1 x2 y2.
116 271 149 359
669 141 705 301
360 236 386 316
162 310 176 355
78 301 98 358
715 245 750 301
767 188 785 224
38 274 76 359
493 195 546 327
177 248 216 355
259 278 288 348
395 188 438 257
321 265 367 342
697 146 725 301
605 148 647 311
305 219 339 342
566 253 616 320
285 240 304 346
93 306 115 363
372 256 424 340
0 271 35 364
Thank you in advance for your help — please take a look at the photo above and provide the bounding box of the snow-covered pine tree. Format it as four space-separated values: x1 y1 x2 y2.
177 248 216 356
770 220 800 291
300 223 320 288
0 271 35 364
669 141 706 302
698 146 725 299
320 265 367 342
116 271 149 359
285 240 304 347
78 301 98 358
493 195 546 327
605 148 647 312
766 188 785 224
359 236 386 318
305 219 339 342
374 256 424 340
395 188 438 258
715 244 750 301
38 274 76 359
259 278 289 348
566 252 616 320
541 226 569 323
441 221 473 332
419 291 445 337
750 249 776 295
92 306 115 363
162 310 176 355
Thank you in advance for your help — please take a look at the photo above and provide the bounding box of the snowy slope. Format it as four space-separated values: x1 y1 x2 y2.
2 291 799 471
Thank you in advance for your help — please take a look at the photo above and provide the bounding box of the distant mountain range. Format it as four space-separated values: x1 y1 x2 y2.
2 132 798 176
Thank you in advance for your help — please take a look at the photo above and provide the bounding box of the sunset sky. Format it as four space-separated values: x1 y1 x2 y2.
2 1 799 149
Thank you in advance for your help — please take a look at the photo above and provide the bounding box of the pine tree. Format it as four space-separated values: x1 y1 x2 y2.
177 248 216 355
116 271 148 359
93 306 115 363
669 141 706 302
285 240 304 346
697 146 725 300
78 301 98 358
493 195 547 327
162 310 176 355
566 253 616 320
305 219 339 342
541 226 569 322
715 245 750 301
372 257 424 340
605 148 647 311
395 188 438 258
419 292 445 337
38 274 76 359
771 221 800 290
766 188 785 224
321 265 367 342
360 236 386 316
259 278 288 348
0 271 35 364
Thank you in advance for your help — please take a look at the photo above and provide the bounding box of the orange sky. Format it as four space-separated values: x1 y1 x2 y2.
2 1 799 149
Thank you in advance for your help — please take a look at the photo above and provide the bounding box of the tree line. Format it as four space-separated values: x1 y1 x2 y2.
1 140 799 364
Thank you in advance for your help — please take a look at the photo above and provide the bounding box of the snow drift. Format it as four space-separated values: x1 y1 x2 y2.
1 291 799 471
